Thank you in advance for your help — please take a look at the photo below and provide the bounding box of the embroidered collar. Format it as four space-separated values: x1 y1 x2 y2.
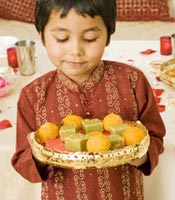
56 61 105 92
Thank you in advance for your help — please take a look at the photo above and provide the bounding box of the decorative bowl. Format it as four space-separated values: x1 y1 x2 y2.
160 58 175 88
0 66 15 97
28 121 150 169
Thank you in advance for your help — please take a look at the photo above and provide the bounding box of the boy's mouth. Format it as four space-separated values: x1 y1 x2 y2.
66 61 86 67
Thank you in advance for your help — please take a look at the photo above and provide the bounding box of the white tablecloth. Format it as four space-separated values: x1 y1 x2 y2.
0 40 175 200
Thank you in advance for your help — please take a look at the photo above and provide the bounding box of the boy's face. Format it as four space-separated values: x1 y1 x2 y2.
42 8 108 84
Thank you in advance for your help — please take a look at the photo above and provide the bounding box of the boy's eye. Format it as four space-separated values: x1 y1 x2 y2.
84 38 97 42
55 37 68 42
54 36 98 43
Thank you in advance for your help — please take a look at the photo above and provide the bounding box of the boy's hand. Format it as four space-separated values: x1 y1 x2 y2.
129 153 148 167
27 132 35 146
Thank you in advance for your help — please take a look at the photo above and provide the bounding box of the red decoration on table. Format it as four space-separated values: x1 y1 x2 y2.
156 76 161 82
0 119 12 130
7 47 19 68
154 96 161 104
160 36 172 55
157 105 166 112
152 88 164 96
127 59 134 64
140 49 156 55
152 88 165 112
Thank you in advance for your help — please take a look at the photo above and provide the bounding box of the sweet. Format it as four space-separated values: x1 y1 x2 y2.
86 133 111 152
45 138 67 152
35 122 59 144
122 126 146 146
165 68 175 77
108 134 125 149
103 113 123 131
59 125 77 141
110 124 130 135
82 118 103 133
64 133 88 152
61 114 83 130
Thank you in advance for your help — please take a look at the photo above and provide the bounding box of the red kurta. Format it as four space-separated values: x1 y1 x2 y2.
11 60 165 200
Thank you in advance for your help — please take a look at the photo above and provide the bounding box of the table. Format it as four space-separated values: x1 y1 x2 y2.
0 40 175 200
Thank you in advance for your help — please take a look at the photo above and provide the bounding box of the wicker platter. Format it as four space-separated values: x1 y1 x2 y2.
160 58 175 88
28 121 150 169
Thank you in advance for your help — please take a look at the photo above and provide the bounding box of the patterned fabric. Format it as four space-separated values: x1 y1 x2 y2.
0 0 35 23
0 0 174 22
117 0 174 21
11 60 165 200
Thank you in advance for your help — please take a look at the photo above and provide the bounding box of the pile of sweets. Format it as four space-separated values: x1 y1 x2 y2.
35 113 146 153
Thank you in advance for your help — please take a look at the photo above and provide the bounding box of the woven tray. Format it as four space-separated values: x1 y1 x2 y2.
28 122 150 169
160 58 175 88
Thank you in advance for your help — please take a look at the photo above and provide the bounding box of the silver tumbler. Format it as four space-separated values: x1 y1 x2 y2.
15 40 36 76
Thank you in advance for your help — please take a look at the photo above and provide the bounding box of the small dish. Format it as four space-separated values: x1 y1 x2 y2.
150 60 164 70
160 58 175 88
0 66 15 97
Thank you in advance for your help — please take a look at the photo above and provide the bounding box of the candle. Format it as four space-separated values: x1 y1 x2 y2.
160 36 172 55
7 47 19 68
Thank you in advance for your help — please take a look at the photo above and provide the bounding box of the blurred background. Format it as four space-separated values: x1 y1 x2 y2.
0 0 175 41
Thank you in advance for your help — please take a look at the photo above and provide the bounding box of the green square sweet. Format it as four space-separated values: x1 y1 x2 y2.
109 134 125 149
110 124 129 135
59 125 77 141
64 134 88 152
82 118 103 134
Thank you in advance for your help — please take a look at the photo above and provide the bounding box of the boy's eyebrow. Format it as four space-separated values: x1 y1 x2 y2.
51 26 101 33
83 26 101 33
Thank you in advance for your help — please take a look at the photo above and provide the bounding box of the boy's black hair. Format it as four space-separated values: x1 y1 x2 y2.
35 0 116 45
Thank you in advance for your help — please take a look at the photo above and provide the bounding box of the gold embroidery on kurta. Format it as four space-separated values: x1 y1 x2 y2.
54 171 65 199
35 82 48 126
42 182 49 200
56 75 72 117
34 79 50 199
73 169 88 200
127 70 139 121
83 61 104 90
104 65 120 114
97 169 112 200
135 170 143 200
121 165 130 200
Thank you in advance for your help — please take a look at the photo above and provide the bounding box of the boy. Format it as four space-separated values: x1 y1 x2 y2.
12 1 165 199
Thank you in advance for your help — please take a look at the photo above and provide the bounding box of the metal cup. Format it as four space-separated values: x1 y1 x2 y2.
15 40 36 76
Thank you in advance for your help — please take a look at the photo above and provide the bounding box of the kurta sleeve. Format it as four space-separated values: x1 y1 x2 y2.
134 71 166 175
11 89 47 183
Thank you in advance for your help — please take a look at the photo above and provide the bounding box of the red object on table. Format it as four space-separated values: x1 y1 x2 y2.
0 119 12 130
7 47 19 68
160 36 172 55
157 105 166 112
140 49 156 55
152 88 164 96
152 88 166 112
154 96 161 104
156 76 161 82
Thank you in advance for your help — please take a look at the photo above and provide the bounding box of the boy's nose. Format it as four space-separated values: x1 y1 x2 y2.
70 40 84 56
